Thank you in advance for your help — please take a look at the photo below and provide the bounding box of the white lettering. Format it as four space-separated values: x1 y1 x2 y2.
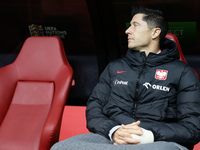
45 26 57 30
143 82 170 92
114 79 128 86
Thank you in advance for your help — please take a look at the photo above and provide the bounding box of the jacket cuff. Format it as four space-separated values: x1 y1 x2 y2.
108 125 121 142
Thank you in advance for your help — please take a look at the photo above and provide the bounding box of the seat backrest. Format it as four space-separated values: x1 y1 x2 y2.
15 36 70 80
0 36 73 150
165 33 199 79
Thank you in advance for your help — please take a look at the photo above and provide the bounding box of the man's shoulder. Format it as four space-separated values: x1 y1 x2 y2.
170 59 188 69
174 59 195 71
172 59 199 80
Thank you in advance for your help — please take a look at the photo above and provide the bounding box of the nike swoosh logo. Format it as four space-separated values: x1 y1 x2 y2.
117 71 128 74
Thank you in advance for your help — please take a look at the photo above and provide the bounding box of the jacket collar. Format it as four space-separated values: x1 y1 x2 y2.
125 38 180 67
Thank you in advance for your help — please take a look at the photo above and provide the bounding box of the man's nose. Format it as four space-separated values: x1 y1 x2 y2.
125 27 131 34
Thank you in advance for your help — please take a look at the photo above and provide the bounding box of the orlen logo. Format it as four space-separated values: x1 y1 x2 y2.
155 69 168 80
143 82 170 92
113 79 128 86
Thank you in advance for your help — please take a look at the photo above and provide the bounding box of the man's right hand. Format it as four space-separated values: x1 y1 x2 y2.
112 121 143 145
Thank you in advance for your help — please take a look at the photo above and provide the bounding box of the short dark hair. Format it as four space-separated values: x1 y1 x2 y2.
131 7 168 42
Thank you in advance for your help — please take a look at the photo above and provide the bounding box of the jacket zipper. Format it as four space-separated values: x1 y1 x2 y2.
133 59 146 114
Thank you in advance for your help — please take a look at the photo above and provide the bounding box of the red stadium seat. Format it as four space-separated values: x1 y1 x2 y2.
59 106 90 141
165 33 199 79
0 36 73 150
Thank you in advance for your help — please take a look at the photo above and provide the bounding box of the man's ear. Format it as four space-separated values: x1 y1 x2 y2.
152 28 161 40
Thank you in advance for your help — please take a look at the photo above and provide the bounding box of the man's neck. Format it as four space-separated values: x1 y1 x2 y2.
140 48 160 56
141 43 160 56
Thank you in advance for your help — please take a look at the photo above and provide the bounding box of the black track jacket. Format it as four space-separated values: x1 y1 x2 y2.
86 39 200 148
